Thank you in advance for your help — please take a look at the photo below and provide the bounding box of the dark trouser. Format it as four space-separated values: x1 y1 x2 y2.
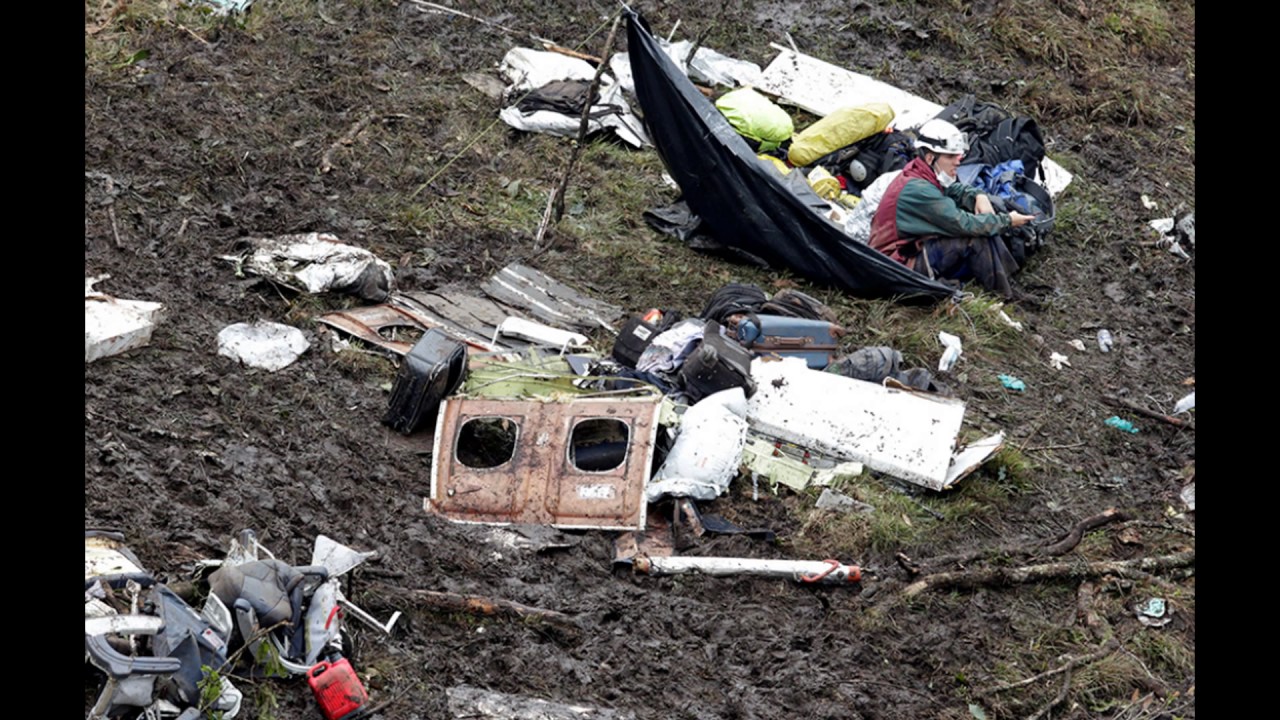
920 235 1020 299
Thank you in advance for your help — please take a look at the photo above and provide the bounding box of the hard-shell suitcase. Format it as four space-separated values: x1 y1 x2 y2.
381 329 468 434
678 321 756 403
736 314 845 370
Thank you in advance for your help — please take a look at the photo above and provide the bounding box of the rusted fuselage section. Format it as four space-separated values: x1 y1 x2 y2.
426 396 660 530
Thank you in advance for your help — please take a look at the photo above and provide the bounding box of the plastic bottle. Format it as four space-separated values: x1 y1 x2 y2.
1097 329 1113 352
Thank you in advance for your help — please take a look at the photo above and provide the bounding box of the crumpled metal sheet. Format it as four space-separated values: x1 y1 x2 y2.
481 263 622 333
224 232 394 302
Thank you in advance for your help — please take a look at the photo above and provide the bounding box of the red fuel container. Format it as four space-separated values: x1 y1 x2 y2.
307 658 368 720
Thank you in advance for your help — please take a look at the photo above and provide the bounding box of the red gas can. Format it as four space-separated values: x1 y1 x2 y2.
307 657 368 720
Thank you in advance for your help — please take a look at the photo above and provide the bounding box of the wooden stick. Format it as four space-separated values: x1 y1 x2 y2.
1025 666 1074 720
541 42 601 65
368 583 581 632
321 111 377 174
534 10 622 246
1042 507 1130 556
978 639 1118 697
901 550 1194 597
1102 395 1191 428
108 205 122 248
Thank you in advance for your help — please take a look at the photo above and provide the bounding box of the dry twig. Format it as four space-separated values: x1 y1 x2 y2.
978 638 1118 697
321 111 377 174
1102 395 1191 429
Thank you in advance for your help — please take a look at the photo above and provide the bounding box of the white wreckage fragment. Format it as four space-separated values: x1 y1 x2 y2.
746 357 1002 491
498 47 651 148
85 274 165 363
493 316 589 350
634 556 862 585
646 387 749 502
223 232 395 302
217 320 310 372
609 40 763 93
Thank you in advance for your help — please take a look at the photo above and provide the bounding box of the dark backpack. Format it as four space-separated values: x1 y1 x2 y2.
936 95 1047 182
516 80 599 115
992 174 1055 265
759 288 839 324
700 283 768 325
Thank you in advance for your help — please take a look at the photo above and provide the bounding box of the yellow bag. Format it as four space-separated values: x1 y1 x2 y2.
758 154 792 176
787 102 896 168
716 87 794 153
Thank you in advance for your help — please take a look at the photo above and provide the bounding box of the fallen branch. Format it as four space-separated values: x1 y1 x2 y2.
1025 666 1073 720
534 10 622 247
320 111 377 174
1042 507 1130 556
978 639 1118 697
541 42 601 65
369 583 581 632
1102 395 1191 429
901 551 1194 597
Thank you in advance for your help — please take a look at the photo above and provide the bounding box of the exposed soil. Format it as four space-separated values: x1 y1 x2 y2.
85 1 1194 718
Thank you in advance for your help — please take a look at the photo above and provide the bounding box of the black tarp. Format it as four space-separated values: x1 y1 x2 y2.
625 11 958 302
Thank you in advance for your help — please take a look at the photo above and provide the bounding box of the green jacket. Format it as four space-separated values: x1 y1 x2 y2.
870 157 1011 265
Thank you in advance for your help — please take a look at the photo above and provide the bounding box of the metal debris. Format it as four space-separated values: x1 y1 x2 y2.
427 395 662 530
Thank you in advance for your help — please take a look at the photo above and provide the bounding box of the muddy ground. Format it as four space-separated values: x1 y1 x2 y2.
86 1 1194 718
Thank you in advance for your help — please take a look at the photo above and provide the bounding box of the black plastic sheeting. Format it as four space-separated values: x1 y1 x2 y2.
625 11 958 303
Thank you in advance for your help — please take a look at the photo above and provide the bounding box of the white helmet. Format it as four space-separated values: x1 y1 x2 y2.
914 119 968 155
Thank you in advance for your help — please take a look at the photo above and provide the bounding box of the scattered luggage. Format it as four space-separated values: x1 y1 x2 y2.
735 314 844 370
612 308 684 369
679 321 757 403
382 329 468 434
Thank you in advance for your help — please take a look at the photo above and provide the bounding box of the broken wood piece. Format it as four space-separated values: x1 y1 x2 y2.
540 42 602 65
369 583 581 631
900 550 1194 597
1102 395 1191 429
321 111 377 173
1042 507 1130 556
1075 581 1104 640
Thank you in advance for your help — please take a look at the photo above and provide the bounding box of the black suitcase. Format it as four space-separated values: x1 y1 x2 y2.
382 329 468 434
678 321 756 403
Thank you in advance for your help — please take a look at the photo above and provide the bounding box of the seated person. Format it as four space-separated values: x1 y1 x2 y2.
869 119 1034 298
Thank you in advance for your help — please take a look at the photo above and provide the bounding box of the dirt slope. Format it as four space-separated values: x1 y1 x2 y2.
86 1 1194 718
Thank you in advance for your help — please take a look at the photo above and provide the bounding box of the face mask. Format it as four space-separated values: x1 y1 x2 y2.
936 169 956 188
